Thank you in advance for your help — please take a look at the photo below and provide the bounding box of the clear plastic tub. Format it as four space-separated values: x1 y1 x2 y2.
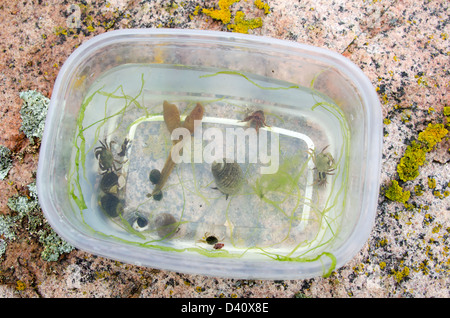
37 29 382 279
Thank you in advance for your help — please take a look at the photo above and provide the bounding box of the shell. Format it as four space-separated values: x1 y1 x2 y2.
153 213 178 238
211 159 243 197
152 190 163 201
99 193 123 218
99 171 119 193
149 169 161 185
205 235 219 245
126 212 149 231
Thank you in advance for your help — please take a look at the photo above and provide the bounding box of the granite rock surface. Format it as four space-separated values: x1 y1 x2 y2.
0 0 448 298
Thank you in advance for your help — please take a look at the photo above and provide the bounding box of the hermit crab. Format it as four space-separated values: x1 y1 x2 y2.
308 145 336 187
241 110 269 132
94 139 126 174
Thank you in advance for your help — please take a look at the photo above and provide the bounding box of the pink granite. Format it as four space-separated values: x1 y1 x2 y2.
0 0 448 298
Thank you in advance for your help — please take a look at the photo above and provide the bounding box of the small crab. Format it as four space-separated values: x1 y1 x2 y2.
198 233 223 246
94 139 126 174
241 110 269 132
308 145 336 187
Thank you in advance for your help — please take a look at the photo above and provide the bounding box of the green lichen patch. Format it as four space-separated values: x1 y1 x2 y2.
0 214 17 242
19 90 50 142
0 145 13 180
3 182 74 262
0 239 7 259
1 202 23 259
38 229 75 262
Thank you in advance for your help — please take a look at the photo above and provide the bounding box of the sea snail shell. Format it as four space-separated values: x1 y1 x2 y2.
211 158 243 198
153 213 179 239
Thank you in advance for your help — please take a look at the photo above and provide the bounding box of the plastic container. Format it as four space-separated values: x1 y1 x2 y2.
37 29 382 280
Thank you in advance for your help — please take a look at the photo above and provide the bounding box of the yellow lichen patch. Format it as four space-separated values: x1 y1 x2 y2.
195 286 204 293
193 5 200 15
254 0 270 14
86 25 96 33
227 11 263 33
417 123 448 151
444 106 450 121
201 0 269 33
414 184 424 196
54 26 68 36
397 121 448 183
385 180 410 204
391 266 410 283
378 237 388 247
417 260 430 275
397 141 426 182
416 75 428 87
427 177 436 189
202 0 240 24
433 190 444 199
432 223 442 234
16 280 26 291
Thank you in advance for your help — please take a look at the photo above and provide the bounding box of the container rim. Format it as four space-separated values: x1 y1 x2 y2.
37 28 382 279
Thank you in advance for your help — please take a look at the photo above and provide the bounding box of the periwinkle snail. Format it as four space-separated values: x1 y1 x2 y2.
148 169 163 201
154 213 178 239
99 171 119 193
149 169 161 185
211 158 244 199
100 193 123 218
